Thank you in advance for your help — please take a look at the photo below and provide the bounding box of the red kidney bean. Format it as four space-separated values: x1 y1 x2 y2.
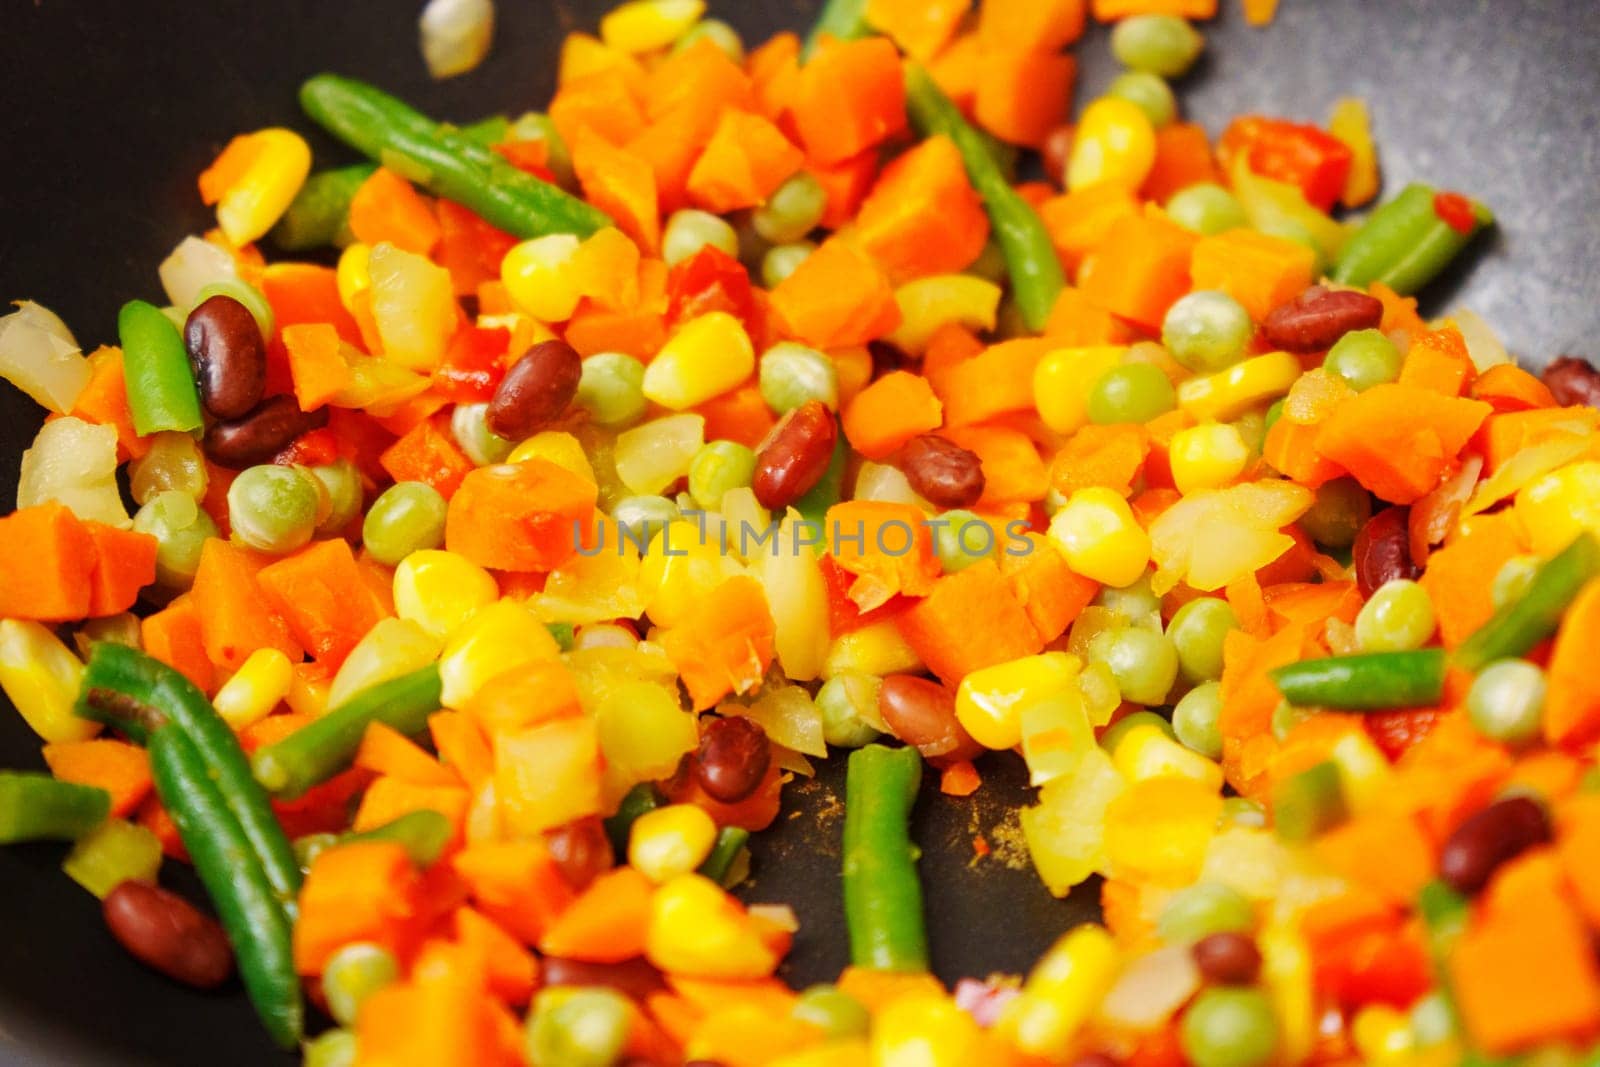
102 881 233 989
695 715 772 804
184 295 267 420
1438 795 1551 896
542 956 667 1001
900 434 986 509
877 674 983 766
1543 355 1600 408
544 815 614 891
203 394 328 469
1260 286 1384 353
486 339 583 440
752 400 836 510
1191 931 1262 985
1352 505 1417 598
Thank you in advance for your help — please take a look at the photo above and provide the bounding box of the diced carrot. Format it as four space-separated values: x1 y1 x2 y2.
695 382 777 451
429 712 494 792
1038 184 1141 276
825 501 944 612
140 594 215 694
379 415 476 500
1312 812 1434 905
348 168 441 255
451 840 576 945
851 136 990 283
260 262 364 349
836 967 947 1013
538 866 655 963
685 109 805 214
769 238 900 349
495 717 605 836
1091 0 1218 22
1315 384 1492 504
1476 407 1600 475
436 200 518 298
0 504 95 622
1471 363 1558 413
68 347 149 461
1546 579 1600 748
1189 228 1316 323
999 532 1100 644
791 37 907 166
137 795 187 861
942 424 1049 506
660 576 777 710
1141 122 1221 204
42 739 152 818
940 760 982 796
82 522 158 618
1398 325 1477 397
1416 510 1524 649
1242 0 1279 24
809 149 880 231
978 0 1086 52
453 905 539 1006
1050 423 1151 498
841 371 944 459
898 559 1045 685
1079 210 1197 331
1043 286 1136 345
445 459 598 573
550 70 647 148
1558 793 1600 929
975 49 1076 148
938 338 1055 427
294 841 423 974
1263 416 1345 487
256 538 388 669
559 32 648 91
927 31 982 112
571 127 660 254
355 721 462 789
191 539 301 671
1262 581 1362 629
355 966 512 1067
866 0 969 60
462 659 583 735
353 777 469 837
281 322 351 412
748 32 802 119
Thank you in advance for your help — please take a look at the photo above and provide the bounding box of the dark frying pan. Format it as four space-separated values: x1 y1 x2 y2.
1 1 1597 1062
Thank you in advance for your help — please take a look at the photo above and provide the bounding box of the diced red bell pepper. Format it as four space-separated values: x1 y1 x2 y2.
1432 191 1479 236
665 245 754 330
820 553 911 636
1219 116 1353 212
433 325 512 403
275 426 341 468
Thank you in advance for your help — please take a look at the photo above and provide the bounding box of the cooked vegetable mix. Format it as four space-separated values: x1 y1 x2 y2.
5 1 1600 1064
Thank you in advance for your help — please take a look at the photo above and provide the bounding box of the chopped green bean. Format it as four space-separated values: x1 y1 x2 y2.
1330 183 1493 296
1270 649 1447 710
0 772 109 843
842 744 928 972
1454 532 1600 672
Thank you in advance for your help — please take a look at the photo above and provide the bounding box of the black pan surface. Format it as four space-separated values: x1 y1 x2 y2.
0 1 1596 1063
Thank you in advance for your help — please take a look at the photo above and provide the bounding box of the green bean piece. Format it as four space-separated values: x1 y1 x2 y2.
455 114 510 146
842 744 928 972
340 809 454 867
149 727 301 1047
1271 760 1347 842
269 163 375 251
603 783 661 857
904 64 1065 331
362 480 448 565
0 772 109 843
1454 532 1600 672
546 621 576 652
75 644 303 904
802 0 868 58
1269 649 1446 710
696 826 750 885
300 75 610 239
116 299 204 436
252 664 443 800
1330 183 1493 296
132 490 220 589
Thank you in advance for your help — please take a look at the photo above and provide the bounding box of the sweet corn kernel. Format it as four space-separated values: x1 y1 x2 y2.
506 431 597 486
328 617 443 709
821 618 925 679
885 275 1003 355
646 873 780 979
1352 1005 1414 1063
599 0 706 53
642 312 755 410
1169 422 1251 494
956 652 1082 751
0 620 96 743
335 242 371 314
1067 98 1157 193
439 598 562 709
1001 925 1121 1057
212 648 294 732
285 663 331 719
392 550 500 641
368 242 457 370
1259 923 1315 1065
501 234 582 322
212 128 312 245
769 1040 870 1067
871 993 983 1067
1048 487 1151 588
1034 346 1127 434
1111 723 1225 790
1177 350 1301 422
1516 460 1600 556
638 520 744 628
628 803 718 883
1327 730 1393 815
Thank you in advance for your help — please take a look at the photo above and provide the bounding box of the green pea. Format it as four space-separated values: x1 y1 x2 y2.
1491 554 1541 609
759 342 839 414
1158 882 1256 944
1174 681 1224 760
815 673 883 749
611 495 680 548
293 832 340 872
792 984 871 1040
1167 182 1249 236
1088 363 1177 425
323 942 399 1027
753 172 827 245
227 464 319 555
133 490 221 589
361 481 447 565
1467 659 1546 745
308 459 364 537
302 1029 357 1067
1409 992 1457 1047
933 510 997 573
674 18 744 63
1354 578 1436 652
688 440 757 510
1110 14 1204 78
1100 710 1177 756
194 278 275 341
1088 626 1180 706
526 987 632 1067
1219 796 1267 829
1180 988 1279 1067
507 112 573 187
1167 597 1237 683
1300 478 1371 550
1106 71 1177 129
1324 329 1401 391
1095 572 1162 629
129 431 209 505
1163 290 1253 373
576 352 648 428
450 402 515 466
662 208 740 267
760 241 816 289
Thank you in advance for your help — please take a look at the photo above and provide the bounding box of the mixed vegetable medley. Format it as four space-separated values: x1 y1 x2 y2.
5 0 1600 1064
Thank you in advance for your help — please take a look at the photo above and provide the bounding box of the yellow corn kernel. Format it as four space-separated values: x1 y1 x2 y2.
0 620 96 743
1000 925 1120 1057
1048 487 1150 588
884 275 1003 356
1169 422 1251 495
284 663 331 719
506 431 597 486
212 648 294 732
439 598 561 709
956 652 1081 751
368 242 457 371
1328 730 1393 815
1111 723 1225 790
822 618 924 680
1259 923 1315 1065
642 312 755 410
1177 350 1302 422
62 818 162 898
1067 98 1157 193
637 520 743 629
599 0 705 53
1327 98 1379 209
770 1039 870 1067
871 992 983 1067
336 242 372 314
628 803 717 883
502 235 583 323
1033 346 1126 434
646 873 780 980
392 550 500 641
1352 1005 1414 1064
1516 460 1600 557
328 617 443 709
211 128 312 246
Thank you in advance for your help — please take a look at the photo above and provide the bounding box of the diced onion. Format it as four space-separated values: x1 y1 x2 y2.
158 235 238 309
420 0 495 80
0 301 90 414
17 416 128 527
1447 307 1511 370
